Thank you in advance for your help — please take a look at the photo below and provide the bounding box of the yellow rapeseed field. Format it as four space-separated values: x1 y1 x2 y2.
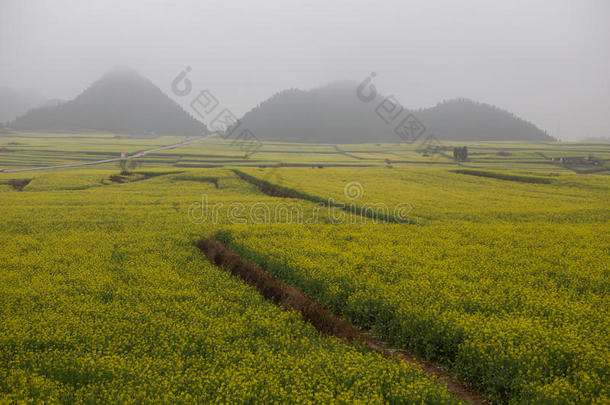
0 168 461 404
223 167 610 403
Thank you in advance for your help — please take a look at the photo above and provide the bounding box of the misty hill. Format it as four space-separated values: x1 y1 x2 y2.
238 82 553 143
0 87 46 124
581 136 610 143
10 67 206 136
238 83 395 143
417 99 553 142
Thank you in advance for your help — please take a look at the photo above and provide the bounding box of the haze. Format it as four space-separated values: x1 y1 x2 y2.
1 0 608 141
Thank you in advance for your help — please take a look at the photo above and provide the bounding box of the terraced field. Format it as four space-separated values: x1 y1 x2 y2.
0 169 465 403
219 170 609 403
1 131 609 403
2 131 610 172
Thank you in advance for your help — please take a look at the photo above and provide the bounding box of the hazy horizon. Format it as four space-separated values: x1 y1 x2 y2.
1 0 608 141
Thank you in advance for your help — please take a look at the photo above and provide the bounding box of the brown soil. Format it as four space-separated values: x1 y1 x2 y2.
233 170 300 198
109 171 173 184
196 236 358 339
8 178 32 191
109 174 129 183
195 236 486 404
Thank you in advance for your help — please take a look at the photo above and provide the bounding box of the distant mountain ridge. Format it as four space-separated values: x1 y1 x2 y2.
417 98 553 142
237 83 392 143
10 67 207 136
580 136 610 143
8 71 552 142
238 82 554 143
0 87 46 124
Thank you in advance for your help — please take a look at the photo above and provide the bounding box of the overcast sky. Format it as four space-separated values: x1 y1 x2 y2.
1 0 608 140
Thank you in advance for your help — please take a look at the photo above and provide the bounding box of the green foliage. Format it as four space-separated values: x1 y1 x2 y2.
118 158 140 175
453 146 468 161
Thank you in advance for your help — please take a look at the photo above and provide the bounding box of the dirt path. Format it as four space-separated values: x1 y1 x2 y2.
196 236 486 404
333 145 367 160
0 135 212 173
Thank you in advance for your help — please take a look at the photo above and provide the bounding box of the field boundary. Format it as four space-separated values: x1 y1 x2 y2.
0 178 32 190
451 169 552 184
232 169 413 224
0 135 212 173
195 235 485 404
333 145 367 160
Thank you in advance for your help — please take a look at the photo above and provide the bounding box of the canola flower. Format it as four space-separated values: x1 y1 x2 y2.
224 167 610 404
0 168 461 404
2 139 609 404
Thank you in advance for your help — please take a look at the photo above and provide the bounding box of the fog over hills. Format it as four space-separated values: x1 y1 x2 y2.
0 87 46 124
2 1 608 141
9 69 553 142
10 67 207 137
417 99 554 142
238 82 554 143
